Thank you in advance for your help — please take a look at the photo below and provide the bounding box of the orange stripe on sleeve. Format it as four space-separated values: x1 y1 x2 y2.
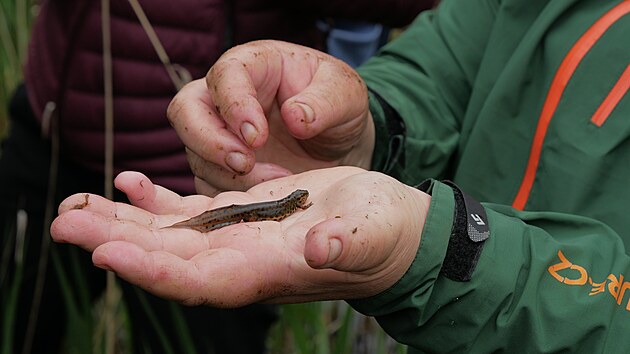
512 0 630 210
591 64 630 127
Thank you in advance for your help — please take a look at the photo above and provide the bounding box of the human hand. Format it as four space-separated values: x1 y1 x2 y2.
50 167 430 307
167 40 375 196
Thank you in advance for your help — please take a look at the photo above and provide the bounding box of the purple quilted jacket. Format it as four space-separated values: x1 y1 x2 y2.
24 0 432 194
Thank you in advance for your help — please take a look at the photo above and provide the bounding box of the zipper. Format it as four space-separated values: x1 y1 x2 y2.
512 0 630 210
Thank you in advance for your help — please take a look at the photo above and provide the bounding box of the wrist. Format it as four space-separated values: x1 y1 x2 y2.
349 183 431 299
380 185 432 289
348 179 455 313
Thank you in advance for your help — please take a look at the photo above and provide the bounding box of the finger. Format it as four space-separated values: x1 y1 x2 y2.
92 241 270 307
51 208 215 258
167 79 256 175
57 192 152 221
114 171 212 215
187 149 292 194
194 177 223 197
303 216 395 272
206 42 285 150
279 55 368 142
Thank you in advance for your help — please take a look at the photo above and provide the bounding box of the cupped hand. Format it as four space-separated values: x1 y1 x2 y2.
167 40 375 196
50 167 430 307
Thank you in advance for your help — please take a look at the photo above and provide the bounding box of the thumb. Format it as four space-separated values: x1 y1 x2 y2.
281 59 369 161
304 216 393 272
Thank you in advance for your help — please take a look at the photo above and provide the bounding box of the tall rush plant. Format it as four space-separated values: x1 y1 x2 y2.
0 0 33 139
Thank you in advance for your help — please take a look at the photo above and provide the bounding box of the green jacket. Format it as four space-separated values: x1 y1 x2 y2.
351 0 630 352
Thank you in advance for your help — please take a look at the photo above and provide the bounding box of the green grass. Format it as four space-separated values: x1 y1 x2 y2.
269 302 407 354
0 1 406 352
0 0 34 139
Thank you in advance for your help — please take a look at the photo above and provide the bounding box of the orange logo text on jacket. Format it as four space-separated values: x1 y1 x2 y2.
548 250 630 311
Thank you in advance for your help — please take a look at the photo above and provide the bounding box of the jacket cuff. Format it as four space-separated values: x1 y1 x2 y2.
369 89 390 171
368 87 406 173
348 179 454 316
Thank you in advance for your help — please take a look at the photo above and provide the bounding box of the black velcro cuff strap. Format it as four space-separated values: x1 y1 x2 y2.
417 180 490 282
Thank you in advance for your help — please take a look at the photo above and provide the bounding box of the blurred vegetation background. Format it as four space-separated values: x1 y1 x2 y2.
0 0 406 353
0 0 34 140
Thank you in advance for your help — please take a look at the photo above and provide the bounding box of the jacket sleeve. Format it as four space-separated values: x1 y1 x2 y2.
359 0 497 185
348 0 630 351
349 180 630 352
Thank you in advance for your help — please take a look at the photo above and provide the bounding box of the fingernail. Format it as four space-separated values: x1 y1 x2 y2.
95 262 114 272
240 122 258 146
225 151 248 174
326 238 342 265
296 102 315 124
93 254 114 271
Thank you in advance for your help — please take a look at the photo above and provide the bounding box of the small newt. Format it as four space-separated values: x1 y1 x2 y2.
164 189 312 233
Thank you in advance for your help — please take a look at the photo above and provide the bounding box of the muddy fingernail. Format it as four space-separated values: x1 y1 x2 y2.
225 152 248 174
240 122 258 146
296 103 315 124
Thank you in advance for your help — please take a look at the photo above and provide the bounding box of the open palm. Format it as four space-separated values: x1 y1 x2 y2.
51 167 429 307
